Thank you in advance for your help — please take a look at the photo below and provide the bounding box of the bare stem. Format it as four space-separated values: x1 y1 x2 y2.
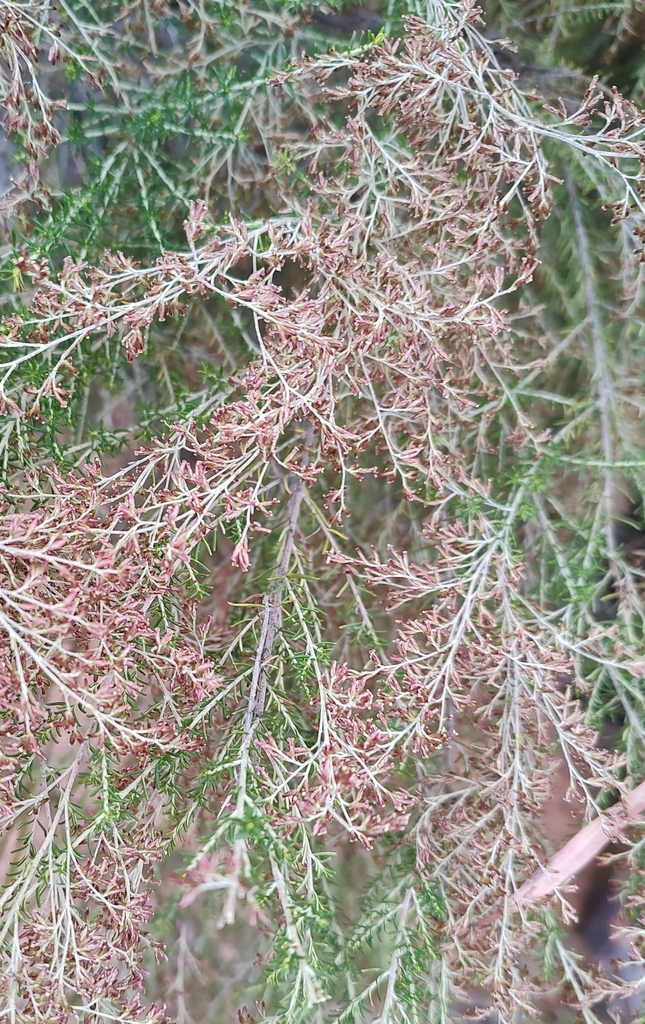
515 779 645 907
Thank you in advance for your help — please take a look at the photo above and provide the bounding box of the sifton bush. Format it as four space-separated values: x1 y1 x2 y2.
2 1 645 1021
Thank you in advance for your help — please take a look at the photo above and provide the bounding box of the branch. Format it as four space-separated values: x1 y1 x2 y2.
515 779 645 908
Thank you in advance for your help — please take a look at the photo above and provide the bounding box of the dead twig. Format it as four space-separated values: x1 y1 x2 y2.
515 779 645 908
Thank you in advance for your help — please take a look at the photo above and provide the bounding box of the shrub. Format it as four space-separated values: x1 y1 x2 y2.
2 1 645 1021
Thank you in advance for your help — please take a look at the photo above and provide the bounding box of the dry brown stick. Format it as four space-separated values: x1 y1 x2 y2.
515 779 645 908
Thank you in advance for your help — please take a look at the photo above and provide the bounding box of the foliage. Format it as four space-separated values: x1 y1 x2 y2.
2 1 645 1022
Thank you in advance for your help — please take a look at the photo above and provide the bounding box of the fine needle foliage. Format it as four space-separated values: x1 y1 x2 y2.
2 1 645 1022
